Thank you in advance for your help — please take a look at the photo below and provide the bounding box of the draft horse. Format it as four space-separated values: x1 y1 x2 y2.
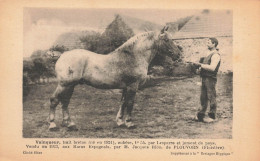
48 26 180 131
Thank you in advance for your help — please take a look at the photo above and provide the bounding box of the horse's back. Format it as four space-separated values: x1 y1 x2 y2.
54 45 149 88
55 49 118 86
57 49 95 62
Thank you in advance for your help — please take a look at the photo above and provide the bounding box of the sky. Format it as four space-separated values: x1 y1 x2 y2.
23 8 201 58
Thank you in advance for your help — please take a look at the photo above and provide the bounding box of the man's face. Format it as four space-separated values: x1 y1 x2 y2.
207 39 215 50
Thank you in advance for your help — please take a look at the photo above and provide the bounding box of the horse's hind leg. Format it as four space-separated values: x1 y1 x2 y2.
116 88 127 126
49 84 76 131
49 84 63 131
60 85 77 131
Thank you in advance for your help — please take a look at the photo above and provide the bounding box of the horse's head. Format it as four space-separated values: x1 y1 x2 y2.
156 26 181 61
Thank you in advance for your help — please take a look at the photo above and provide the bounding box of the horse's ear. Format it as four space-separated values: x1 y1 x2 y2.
165 26 169 31
161 26 169 34
161 26 166 34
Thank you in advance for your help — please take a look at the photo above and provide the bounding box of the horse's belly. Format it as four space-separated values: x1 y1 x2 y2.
83 70 125 89
82 77 126 89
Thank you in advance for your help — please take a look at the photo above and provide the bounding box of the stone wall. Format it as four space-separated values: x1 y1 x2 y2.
174 37 233 73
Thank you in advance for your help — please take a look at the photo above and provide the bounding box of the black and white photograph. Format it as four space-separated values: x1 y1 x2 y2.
23 8 233 138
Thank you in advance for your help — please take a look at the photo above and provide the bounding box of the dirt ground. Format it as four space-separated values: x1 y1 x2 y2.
23 74 232 138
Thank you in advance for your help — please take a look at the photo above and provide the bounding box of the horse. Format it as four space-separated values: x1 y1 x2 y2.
48 26 181 131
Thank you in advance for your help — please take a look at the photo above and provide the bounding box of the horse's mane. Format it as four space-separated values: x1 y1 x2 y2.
115 31 157 54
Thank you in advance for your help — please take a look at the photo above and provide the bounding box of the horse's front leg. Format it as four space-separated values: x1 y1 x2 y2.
124 83 138 128
116 89 127 126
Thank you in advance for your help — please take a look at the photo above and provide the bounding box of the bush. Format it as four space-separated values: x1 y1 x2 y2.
23 73 31 101
49 45 68 53
23 49 57 84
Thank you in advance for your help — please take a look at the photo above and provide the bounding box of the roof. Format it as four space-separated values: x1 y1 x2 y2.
172 10 232 39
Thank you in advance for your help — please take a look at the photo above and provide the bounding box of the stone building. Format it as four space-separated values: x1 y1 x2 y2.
171 10 233 74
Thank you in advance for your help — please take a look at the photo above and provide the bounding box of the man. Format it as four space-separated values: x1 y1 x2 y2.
193 37 221 123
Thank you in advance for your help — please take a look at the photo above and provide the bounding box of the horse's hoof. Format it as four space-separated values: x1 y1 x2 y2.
125 121 136 129
61 120 69 127
67 122 78 131
49 122 59 131
116 118 125 127
68 125 78 131
61 120 78 131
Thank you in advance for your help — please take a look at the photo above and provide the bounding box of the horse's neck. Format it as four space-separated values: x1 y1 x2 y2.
134 36 158 63
111 32 159 65
146 38 160 64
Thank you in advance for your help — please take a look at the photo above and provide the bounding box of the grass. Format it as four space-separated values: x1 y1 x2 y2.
23 75 233 138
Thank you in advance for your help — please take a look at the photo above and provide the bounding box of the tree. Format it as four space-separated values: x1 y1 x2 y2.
166 16 193 33
79 32 102 52
97 14 134 54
